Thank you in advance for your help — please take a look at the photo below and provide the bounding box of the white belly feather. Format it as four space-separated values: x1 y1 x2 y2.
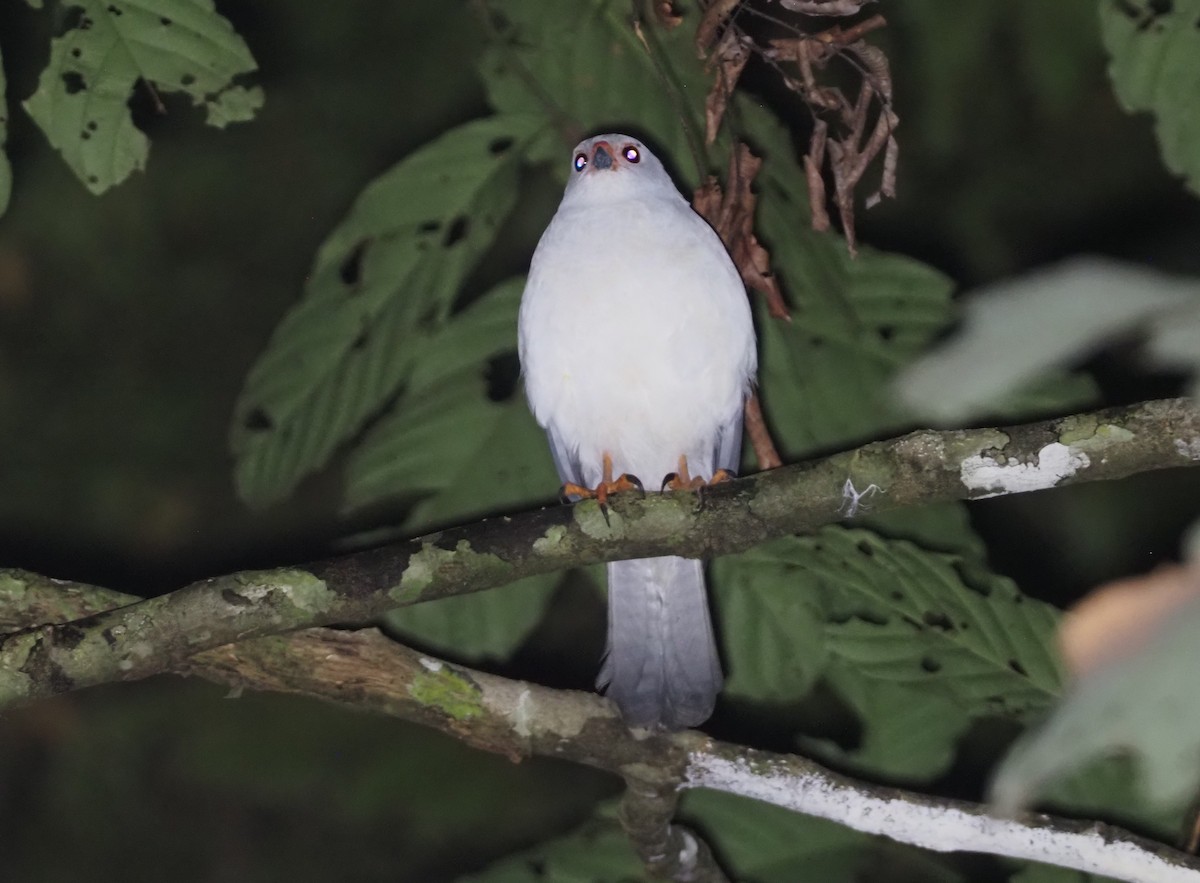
519 193 756 487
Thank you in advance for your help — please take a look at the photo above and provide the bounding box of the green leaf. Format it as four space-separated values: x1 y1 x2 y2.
895 258 1199 425
739 105 955 459
231 117 544 505
682 790 964 883
0 39 10 217
714 528 1064 778
480 0 713 185
457 809 644 882
991 590 1200 816
22 0 260 194
343 278 562 661
1101 0 1200 194
384 574 560 663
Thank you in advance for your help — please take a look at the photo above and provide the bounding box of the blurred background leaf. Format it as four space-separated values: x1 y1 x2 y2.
1101 0 1200 195
23 0 260 194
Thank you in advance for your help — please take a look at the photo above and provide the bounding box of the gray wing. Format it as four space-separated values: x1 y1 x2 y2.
713 400 747 475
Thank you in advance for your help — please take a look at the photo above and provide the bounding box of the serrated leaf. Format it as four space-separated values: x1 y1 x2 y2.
737 105 955 459
231 117 543 505
1102 0 1200 194
22 0 260 194
895 258 1199 424
457 810 643 882
714 528 1064 778
343 278 560 660
0 39 10 217
991 590 1200 816
682 790 964 883
385 574 560 663
480 0 712 185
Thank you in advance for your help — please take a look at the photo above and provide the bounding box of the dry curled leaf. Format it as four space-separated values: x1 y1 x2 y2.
696 0 741 53
693 145 790 321
765 15 896 255
704 29 750 144
1059 563 1200 677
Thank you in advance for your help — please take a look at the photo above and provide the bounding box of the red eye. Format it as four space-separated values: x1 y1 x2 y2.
573 153 588 172
623 145 640 163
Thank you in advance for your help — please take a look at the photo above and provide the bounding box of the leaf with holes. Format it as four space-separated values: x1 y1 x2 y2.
681 790 964 883
480 0 714 187
1102 0 1200 194
467 792 963 883
342 278 561 660
714 528 1064 778
22 0 260 194
459 811 643 882
231 117 543 506
992 587 1200 817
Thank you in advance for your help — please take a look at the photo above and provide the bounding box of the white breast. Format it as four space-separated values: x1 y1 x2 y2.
519 191 756 487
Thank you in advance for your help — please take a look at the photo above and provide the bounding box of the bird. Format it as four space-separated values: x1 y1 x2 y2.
518 133 757 730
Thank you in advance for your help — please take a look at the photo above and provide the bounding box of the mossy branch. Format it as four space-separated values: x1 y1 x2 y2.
1 397 1198 710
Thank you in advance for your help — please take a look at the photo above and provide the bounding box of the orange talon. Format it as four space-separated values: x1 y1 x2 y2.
663 456 732 492
561 452 643 504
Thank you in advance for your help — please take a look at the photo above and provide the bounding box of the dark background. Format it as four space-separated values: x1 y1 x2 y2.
1 1 1198 880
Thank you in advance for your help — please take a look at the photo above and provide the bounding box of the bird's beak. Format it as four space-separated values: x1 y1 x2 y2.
591 141 615 171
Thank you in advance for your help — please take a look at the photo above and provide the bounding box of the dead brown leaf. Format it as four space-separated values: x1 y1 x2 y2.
759 14 896 253
1059 563 1200 678
693 144 790 321
696 0 741 54
704 29 750 144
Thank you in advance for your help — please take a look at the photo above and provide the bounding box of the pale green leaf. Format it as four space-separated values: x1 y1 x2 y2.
23 0 260 194
0 39 10 217
1101 0 1200 193
715 528 1064 778
992 590 1200 816
231 117 543 505
1147 306 1200 400
480 0 712 185
204 84 264 128
896 258 1200 424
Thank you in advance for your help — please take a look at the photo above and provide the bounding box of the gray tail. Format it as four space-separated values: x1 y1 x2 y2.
598 556 722 730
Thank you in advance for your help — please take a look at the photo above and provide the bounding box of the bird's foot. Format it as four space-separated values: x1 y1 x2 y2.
661 455 735 492
560 453 644 506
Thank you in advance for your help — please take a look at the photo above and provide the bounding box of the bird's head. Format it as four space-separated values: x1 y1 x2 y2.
560 133 674 205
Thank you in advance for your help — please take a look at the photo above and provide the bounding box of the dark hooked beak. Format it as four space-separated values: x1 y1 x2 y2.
592 141 614 170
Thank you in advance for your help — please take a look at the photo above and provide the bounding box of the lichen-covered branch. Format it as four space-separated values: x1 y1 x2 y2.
687 746 1200 883
2 398 1198 709
7 573 1192 882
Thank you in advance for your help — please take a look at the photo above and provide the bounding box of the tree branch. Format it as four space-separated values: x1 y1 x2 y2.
5 574 1196 882
2 398 1198 708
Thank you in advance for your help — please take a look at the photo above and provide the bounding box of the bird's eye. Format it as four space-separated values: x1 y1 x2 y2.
623 145 640 163
573 153 588 172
